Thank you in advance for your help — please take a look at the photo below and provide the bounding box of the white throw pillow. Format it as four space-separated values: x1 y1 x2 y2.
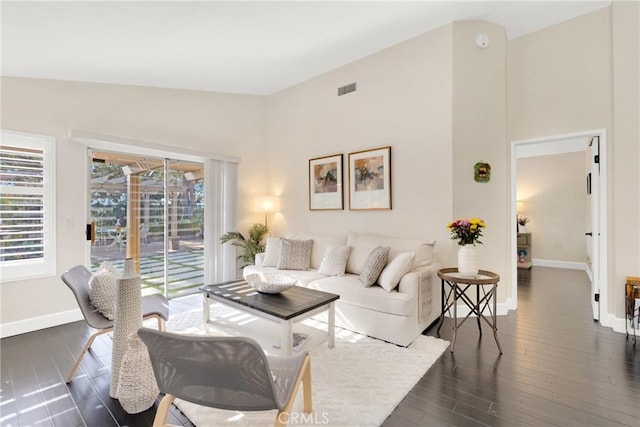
359 246 390 287
318 245 351 276
378 252 416 292
277 238 313 270
262 237 281 267
88 261 119 320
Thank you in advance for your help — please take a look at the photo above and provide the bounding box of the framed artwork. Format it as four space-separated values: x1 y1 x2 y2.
348 146 392 210
308 154 343 210
474 162 491 183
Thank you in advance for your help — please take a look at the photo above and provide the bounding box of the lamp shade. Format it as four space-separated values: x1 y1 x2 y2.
516 200 525 214
254 196 280 214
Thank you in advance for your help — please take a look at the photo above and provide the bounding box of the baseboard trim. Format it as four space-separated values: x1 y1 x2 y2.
611 314 640 336
532 259 587 271
0 309 83 338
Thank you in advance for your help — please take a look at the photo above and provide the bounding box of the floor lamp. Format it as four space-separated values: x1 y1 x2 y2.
254 196 280 228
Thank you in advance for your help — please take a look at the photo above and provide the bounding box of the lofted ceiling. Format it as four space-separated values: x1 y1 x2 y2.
1 1 611 95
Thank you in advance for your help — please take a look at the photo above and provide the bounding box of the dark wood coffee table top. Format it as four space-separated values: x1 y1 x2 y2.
200 280 339 320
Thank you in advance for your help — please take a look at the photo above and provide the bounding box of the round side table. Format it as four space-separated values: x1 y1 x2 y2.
437 267 502 354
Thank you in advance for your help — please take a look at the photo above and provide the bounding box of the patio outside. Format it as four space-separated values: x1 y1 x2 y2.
90 151 206 298
91 237 204 298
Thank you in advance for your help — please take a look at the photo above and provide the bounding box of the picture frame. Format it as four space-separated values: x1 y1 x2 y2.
308 154 344 210
474 162 491 183
348 146 392 210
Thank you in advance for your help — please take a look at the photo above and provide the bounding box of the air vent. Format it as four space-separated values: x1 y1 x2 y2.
338 82 357 96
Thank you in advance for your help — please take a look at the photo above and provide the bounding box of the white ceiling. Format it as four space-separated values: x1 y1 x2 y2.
1 1 611 95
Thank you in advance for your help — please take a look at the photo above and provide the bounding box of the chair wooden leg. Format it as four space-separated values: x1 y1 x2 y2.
144 314 166 331
274 355 312 427
302 357 312 413
153 394 176 427
65 327 112 383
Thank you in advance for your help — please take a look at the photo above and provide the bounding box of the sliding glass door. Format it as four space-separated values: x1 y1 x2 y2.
89 150 204 298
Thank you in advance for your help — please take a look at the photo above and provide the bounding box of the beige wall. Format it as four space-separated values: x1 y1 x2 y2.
507 8 612 138
508 3 640 323
611 1 640 321
0 77 268 325
452 21 508 301
266 25 454 255
517 152 588 263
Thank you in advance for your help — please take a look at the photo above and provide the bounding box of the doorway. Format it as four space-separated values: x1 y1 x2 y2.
89 149 205 299
510 130 607 323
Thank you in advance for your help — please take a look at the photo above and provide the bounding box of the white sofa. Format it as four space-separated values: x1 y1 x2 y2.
243 231 441 347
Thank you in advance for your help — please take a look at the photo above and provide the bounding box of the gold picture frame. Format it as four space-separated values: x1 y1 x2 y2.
348 146 392 210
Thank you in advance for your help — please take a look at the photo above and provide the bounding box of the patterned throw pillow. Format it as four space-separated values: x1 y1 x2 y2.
277 238 313 270
360 246 390 287
88 261 119 320
318 245 351 276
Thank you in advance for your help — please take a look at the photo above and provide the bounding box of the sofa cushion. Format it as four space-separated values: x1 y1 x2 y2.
360 246 390 286
262 237 281 267
318 245 351 276
286 232 346 269
244 265 327 286
378 252 416 292
307 275 414 316
277 238 313 270
346 231 435 274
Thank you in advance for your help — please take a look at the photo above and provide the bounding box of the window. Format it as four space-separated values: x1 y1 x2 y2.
0 130 56 282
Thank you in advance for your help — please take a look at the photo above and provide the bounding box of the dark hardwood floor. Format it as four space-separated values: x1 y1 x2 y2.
384 267 640 427
1 267 638 426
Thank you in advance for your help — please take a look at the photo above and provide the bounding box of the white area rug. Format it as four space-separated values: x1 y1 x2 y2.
166 308 449 427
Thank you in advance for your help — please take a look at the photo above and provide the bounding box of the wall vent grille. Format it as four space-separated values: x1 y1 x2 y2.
338 82 357 96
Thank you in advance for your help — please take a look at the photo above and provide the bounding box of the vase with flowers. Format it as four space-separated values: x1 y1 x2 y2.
447 217 486 276
517 215 529 233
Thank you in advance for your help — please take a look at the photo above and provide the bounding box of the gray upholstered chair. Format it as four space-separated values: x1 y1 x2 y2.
138 328 312 427
61 265 169 383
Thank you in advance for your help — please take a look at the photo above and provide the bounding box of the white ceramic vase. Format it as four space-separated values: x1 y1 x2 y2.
458 245 479 277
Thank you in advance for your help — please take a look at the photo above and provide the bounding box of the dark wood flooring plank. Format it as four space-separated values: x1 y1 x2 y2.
3 267 639 426
76 395 118 427
383 267 640 427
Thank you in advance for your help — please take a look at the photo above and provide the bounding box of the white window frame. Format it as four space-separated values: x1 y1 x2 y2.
0 130 56 282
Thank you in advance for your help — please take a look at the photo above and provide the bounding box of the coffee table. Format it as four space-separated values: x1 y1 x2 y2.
200 280 340 355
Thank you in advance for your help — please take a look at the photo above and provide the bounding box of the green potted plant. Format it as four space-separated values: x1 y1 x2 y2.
220 223 269 267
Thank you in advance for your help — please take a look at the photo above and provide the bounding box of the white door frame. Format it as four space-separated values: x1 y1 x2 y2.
510 129 608 326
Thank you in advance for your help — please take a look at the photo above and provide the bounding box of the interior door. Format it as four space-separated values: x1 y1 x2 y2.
588 136 600 320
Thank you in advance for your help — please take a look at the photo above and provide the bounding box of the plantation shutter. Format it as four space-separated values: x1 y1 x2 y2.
0 130 56 281
0 145 45 262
